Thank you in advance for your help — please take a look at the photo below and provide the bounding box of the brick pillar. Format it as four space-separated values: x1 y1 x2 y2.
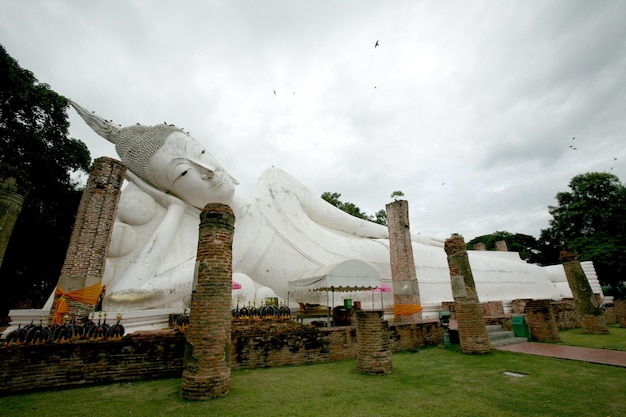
54 157 125 317
181 203 235 400
495 240 508 251
0 178 24 268
444 234 491 354
386 200 421 323
356 310 392 375
524 299 561 342
560 252 609 334
614 300 626 328
474 242 487 251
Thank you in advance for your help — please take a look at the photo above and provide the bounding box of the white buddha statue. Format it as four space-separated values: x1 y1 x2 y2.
69 101 568 315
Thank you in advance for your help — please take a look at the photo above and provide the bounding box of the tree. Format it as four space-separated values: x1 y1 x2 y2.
390 190 405 201
371 209 387 226
321 192 387 225
468 231 541 263
538 172 626 289
0 45 91 318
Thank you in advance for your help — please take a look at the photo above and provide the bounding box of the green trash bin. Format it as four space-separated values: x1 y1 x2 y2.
511 316 530 339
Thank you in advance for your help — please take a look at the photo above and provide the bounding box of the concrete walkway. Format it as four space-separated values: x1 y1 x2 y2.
496 342 626 367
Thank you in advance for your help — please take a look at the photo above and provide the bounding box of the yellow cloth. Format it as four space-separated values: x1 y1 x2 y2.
53 282 102 324
393 304 423 316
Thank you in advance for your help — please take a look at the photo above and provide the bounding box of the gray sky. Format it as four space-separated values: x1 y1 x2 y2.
2 1 624 240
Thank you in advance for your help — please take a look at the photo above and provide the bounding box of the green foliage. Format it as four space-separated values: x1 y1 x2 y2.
390 190 404 201
468 231 541 263
371 209 387 226
321 192 387 225
0 44 92 316
538 172 626 290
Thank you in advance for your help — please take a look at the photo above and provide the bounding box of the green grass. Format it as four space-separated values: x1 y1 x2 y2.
2 345 625 417
557 323 626 351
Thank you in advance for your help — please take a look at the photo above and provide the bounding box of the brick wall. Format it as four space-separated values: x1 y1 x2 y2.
0 321 442 396
525 299 561 342
0 330 184 396
550 299 580 329
482 301 505 317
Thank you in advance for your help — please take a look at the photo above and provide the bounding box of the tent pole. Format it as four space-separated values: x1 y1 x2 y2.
327 289 331 326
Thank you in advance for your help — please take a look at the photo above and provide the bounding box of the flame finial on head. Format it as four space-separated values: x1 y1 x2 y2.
69 100 183 190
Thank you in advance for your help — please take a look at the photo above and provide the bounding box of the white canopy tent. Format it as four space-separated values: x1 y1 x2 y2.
288 259 386 324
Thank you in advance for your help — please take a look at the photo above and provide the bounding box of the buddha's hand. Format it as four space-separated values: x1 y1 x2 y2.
125 171 185 210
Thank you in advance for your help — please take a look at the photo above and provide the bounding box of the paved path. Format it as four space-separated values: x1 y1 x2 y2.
496 342 626 367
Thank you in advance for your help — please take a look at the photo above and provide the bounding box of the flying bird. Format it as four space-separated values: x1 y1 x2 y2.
273 90 276 95
375 40 379 48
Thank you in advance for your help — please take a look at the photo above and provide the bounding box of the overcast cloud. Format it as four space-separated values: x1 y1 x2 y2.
1 1 624 240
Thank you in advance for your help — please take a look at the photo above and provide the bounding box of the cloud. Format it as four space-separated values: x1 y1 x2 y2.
1 0 624 241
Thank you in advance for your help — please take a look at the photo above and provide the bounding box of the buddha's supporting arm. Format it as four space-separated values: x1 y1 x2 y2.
259 167 444 247
258 168 389 239
106 172 188 308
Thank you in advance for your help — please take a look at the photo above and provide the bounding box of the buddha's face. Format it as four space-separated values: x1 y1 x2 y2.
147 131 237 208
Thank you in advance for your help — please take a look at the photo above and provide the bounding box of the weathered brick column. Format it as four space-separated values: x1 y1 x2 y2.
386 199 422 323
356 310 392 375
444 234 491 354
495 240 508 251
474 242 487 251
54 157 125 317
0 178 24 268
524 299 561 342
181 204 235 400
614 300 626 328
560 252 609 334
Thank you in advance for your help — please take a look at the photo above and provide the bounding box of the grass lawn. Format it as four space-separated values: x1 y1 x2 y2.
557 323 626 351
1 342 625 417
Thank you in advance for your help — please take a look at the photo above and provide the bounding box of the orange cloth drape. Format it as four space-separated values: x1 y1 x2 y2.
393 304 423 316
53 282 102 324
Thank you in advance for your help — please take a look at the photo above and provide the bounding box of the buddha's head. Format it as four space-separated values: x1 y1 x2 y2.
70 100 237 208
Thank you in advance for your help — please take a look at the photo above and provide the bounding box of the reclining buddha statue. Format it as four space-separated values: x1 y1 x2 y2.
68 101 569 315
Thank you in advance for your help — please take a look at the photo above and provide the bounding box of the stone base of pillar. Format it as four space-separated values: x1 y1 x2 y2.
456 301 491 354
614 299 626 328
581 314 610 334
356 310 392 375
525 299 561 342
181 372 229 401
48 298 95 324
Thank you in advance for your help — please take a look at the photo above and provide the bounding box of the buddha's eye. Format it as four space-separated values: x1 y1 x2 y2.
172 163 193 182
